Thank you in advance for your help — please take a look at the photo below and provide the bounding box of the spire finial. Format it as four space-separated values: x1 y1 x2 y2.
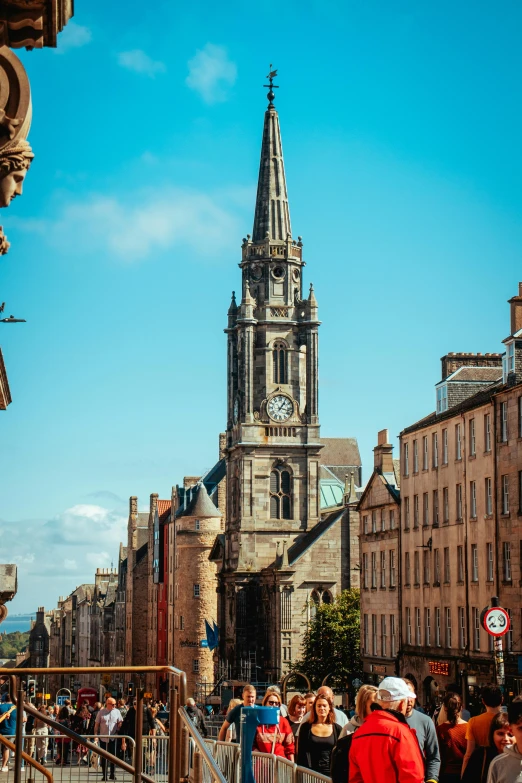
264 64 279 106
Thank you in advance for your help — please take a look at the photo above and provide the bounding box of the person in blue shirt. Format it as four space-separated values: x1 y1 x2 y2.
0 693 17 772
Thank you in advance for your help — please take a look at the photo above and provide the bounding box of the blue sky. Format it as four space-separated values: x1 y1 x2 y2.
2 0 522 611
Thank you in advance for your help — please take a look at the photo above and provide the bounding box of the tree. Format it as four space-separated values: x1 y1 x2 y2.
290 589 361 690
0 631 29 659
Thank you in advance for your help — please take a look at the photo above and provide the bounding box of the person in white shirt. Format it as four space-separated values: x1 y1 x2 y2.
94 698 123 781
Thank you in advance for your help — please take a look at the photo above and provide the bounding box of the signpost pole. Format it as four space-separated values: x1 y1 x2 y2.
494 637 505 686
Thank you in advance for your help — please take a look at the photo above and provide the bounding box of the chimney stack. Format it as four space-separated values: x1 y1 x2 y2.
374 429 394 474
508 283 522 336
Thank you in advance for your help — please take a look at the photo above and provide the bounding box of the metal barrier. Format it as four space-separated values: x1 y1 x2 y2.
252 752 274 783
178 708 227 783
200 739 332 783
1 665 187 783
141 736 168 781
210 741 239 783
294 768 331 783
0 734 52 783
0 735 136 783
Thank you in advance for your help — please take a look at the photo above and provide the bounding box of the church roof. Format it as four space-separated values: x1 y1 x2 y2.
320 437 361 468
252 102 292 242
288 508 344 565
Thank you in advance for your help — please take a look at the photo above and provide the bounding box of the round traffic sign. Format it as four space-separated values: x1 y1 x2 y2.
482 606 510 637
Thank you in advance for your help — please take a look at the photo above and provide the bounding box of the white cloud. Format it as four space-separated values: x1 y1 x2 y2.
86 552 111 567
51 504 127 546
186 44 237 104
55 21 92 54
19 187 242 262
118 50 166 78
3 497 128 613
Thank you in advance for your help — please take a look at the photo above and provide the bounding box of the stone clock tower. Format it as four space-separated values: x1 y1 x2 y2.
217 76 325 680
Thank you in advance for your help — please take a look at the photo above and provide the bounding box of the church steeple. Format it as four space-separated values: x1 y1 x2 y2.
252 68 292 242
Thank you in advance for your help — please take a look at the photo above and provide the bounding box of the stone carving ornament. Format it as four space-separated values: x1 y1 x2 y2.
0 44 33 253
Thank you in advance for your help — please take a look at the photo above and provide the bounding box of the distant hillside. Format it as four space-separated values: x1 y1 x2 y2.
0 630 30 658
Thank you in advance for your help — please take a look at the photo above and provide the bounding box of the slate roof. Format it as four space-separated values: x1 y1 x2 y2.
402 379 506 435
288 508 344 565
445 366 502 383
104 584 116 606
320 437 361 468
182 483 222 518
137 527 149 549
73 584 94 603
136 542 148 565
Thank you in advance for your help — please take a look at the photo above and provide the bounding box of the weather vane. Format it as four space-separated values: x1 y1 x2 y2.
264 64 279 105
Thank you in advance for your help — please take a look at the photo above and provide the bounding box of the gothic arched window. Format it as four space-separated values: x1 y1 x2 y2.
310 590 320 620
270 465 292 519
273 341 287 384
321 590 332 605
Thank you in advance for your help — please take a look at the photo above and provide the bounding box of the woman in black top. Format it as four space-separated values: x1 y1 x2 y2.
296 696 342 774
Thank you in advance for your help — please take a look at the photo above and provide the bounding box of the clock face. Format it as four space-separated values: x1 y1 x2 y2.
233 397 239 424
250 264 263 281
267 395 294 422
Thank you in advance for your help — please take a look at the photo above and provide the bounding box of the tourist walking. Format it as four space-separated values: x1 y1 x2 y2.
304 693 316 714
404 680 440 783
436 693 467 783
486 699 522 783
224 700 241 742
55 706 72 765
94 697 123 781
462 712 514 783
218 685 256 742
296 694 342 774
298 687 348 734
339 685 378 737
462 685 503 775
185 698 208 737
287 694 307 737
348 677 424 783
0 692 17 772
253 692 294 760
34 705 50 765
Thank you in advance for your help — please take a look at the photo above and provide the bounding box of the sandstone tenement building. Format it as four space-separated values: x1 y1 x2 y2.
362 284 522 705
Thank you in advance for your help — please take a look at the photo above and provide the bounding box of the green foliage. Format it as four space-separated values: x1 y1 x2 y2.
290 589 361 690
0 631 29 659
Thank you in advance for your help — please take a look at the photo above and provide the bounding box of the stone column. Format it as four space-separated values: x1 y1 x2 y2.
306 326 319 424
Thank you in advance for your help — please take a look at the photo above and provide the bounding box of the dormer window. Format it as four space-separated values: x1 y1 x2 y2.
507 342 515 374
436 384 448 414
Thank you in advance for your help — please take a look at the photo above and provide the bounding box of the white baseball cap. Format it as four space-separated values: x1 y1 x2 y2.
378 677 416 701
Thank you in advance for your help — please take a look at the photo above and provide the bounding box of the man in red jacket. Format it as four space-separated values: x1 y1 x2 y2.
349 677 425 783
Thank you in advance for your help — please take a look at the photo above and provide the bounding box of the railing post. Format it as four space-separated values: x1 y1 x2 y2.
194 749 203 783
180 724 189 781
134 687 144 783
168 686 178 783
13 685 23 783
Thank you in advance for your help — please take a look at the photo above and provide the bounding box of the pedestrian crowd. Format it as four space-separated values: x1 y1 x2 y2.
216 678 522 783
1 676 522 782
0 685 174 780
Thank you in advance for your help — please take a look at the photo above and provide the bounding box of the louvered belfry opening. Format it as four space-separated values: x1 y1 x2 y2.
273 342 287 384
270 465 292 519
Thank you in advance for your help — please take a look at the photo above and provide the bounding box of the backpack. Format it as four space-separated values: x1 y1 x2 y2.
330 733 353 783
